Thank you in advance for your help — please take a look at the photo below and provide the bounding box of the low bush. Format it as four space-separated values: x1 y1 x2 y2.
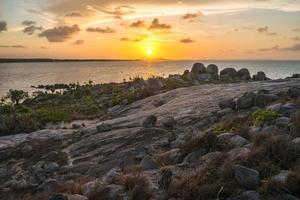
122 174 152 200
252 109 280 126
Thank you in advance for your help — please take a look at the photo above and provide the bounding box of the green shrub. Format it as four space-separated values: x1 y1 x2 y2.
252 109 280 126
34 108 69 125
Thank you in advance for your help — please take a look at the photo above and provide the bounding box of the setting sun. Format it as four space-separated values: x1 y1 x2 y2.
146 48 153 56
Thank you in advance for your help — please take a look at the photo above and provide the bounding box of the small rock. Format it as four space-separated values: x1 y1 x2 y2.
254 94 280 108
161 116 177 128
229 135 249 147
21 144 33 154
133 146 149 161
140 155 158 170
228 147 251 161
234 165 260 189
142 115 157 128
155 138 170 147
72 123 81 129
292 137 300 144
96 123 112 132
44 162 59 173
102 168 120 184
271 170 291 184
287 86 300 99
183 149 206 164
199 151 223 164
228 190 261 200
38 178 58 193
219 99 236 110
276 117 290 129
67 194 88 200
49 194 68 200
267 103 283 112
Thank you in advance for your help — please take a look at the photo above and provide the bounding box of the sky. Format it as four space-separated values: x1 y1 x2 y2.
0 0 300 60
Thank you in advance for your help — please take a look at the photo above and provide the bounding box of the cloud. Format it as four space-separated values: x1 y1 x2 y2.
38 25 80 42
120 37 143 42
91 5 135 19
130 20 146 28
291 37 300 42
0 21 7 32
292 28 300 32
23 25 43 35
65 12 82 17
86 27 115 33
40 46 48 49
0 45 27 48
258 45 279 51
73 39 84 45
149 18 171 30
280 43 300 51
180 38 195 43
22 20 36 26
182 12 203 21
257 26 277 36
258 43 300 52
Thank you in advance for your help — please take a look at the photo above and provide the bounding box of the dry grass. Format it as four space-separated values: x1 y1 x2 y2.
88 185 122 200
242 135 300 178
180 133 217 162
168 155 239 200
57 176 91 195
16 193 50 200
121 174 152 200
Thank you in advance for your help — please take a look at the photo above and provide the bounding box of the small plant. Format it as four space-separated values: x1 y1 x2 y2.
252 109 280 126
5 89 29 105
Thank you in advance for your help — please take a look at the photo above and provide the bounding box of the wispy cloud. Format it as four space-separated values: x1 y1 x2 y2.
86 27 115 33
257 26 277 36
180 38 195 43
0 45 27 48
149 18 171 30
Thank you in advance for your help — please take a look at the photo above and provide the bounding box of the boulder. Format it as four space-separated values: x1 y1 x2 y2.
287 86 300 99
229 135 250 147
96 123 112 132
28 130 64 143
270 194 300 200
155 138 170 147
133 146 149 161
217 108 234 117
219 99 236 110
159 148 182 165
237 92 256 109
72 123 81 129
140 155 158 170
234 165 260 189
161 116 177 128
253 71 267 81
292 137 300 144
237 68 251 80
220 68 237 82
21 144 33 155
197 73 212 82
199 151 223 164
10 179 28 192
207 64 219 77
142 115 157 128
189 63 209 82
254 94 280 107
227 147 251 161
280 103 299 117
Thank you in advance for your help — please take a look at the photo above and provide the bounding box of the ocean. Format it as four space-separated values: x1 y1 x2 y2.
0 60 299 96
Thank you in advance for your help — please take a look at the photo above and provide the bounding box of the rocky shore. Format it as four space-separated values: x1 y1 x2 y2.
0 63 300 200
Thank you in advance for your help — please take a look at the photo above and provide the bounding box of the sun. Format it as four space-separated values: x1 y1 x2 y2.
146 48 153 56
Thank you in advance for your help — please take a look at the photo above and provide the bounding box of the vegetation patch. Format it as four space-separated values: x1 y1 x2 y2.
252 109 280 126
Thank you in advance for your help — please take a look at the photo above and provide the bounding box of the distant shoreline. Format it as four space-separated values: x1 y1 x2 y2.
0 58 142 63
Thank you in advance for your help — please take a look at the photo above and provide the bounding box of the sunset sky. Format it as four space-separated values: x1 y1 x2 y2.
0 0 300 60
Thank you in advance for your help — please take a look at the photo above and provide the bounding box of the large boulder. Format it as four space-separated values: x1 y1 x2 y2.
234 165 260 189
189 63 211 82
237 92 256 109
253 71 267 81
207 64 219 79
237 68 251 80
254 94 280 108
220 68 237 82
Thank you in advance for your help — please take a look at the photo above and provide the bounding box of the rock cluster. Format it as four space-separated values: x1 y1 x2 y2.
184 63 269 84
